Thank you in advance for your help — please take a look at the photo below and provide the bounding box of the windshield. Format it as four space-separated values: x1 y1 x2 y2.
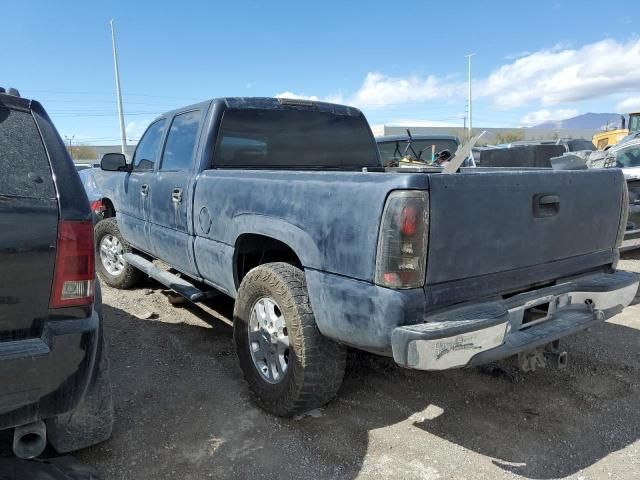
377 139 459 165
630 114 640 133
214 108 380 169
616 145 640 167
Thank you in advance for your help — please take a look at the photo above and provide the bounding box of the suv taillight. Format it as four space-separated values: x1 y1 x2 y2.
49 220 95 308
375 191 429 289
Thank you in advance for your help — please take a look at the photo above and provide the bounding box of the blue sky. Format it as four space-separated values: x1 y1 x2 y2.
3 0 639 144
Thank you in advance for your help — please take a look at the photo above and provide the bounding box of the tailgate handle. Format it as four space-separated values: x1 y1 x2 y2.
533 194 560 217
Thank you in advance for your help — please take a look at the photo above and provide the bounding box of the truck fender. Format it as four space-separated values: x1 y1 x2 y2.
230 214 323 270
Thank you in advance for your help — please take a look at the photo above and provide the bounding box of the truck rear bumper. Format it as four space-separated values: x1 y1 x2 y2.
0 312 99 430
391 270 638 371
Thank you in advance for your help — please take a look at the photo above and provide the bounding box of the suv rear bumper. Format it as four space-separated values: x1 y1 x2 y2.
0 311 100 430
391 270 638 370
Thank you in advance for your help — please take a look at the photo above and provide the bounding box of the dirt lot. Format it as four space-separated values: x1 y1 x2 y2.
4 256 640 479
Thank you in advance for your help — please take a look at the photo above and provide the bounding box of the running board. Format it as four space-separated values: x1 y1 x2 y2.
123 253 206 302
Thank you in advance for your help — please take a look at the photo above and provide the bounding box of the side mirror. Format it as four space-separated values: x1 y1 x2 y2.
100 153 130 172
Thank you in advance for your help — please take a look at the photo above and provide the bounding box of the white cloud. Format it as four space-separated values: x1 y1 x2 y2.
520 108 579 127
479 38 640 107
348 72 463 108
275 37 640 117
125 120 151 141
617 96 640 112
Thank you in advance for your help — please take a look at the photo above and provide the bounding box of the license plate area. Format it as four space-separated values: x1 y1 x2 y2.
522 302 551 328
512 295 560 330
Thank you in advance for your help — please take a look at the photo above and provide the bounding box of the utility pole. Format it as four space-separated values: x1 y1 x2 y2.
465 53 475 141
463 116 467 139
110 19 127 156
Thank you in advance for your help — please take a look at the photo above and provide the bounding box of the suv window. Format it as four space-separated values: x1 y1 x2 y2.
0 107 55 198
161 110 202 171
133 119 166 171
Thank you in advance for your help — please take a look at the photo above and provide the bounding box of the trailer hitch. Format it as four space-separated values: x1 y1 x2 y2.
517 341 568 372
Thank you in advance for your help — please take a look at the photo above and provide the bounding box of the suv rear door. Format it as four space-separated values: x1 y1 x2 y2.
0 98 58 340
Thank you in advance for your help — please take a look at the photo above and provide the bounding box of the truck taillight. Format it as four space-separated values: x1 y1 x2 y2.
375 191 429 289
49 220 95 308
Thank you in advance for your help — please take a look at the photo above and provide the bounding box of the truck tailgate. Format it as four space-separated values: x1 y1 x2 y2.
426 169 624 286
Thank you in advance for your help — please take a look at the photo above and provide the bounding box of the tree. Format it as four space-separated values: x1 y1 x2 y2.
494 130 524 144
67 145 97 160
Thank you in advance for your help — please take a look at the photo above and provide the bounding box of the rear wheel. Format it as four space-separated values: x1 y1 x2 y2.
94 218 143 289
234 262 346 416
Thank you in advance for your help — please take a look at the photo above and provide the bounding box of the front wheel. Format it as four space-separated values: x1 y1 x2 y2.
94 217 143 289
234 262 346 416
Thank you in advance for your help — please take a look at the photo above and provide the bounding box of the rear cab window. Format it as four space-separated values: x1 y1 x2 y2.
0 105 55 198
213 107 380 169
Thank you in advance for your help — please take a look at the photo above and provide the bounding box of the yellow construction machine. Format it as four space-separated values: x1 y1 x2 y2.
593 112 640 149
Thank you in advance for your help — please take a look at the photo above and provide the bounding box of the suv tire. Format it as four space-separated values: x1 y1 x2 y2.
234 262 346 416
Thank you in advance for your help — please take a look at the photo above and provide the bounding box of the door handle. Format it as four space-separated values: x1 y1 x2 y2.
533 193 560 217
172 188 183 203
140 184 149 196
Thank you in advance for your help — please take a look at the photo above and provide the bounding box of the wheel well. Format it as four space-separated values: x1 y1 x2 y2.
235 234 302 287
101 198 116 218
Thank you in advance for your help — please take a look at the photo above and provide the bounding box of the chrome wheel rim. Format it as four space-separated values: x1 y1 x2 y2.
99 234 125 276
248 297 289 384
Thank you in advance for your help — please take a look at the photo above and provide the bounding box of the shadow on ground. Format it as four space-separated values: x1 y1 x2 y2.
52 283 639 480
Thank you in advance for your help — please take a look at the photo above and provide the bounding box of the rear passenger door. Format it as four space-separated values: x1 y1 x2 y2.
117 118 166 253
148 110 203 276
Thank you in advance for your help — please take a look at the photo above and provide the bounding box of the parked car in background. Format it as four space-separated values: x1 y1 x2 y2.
79 167 112 223
599 139 640 250
0 88 113 458
91 97 636 417
74 162 97 171
376 133 462 166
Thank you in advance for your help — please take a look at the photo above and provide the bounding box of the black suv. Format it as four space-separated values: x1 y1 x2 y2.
0 88 113 458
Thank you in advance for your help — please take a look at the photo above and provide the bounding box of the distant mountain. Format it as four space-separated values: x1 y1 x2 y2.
529 113 625 130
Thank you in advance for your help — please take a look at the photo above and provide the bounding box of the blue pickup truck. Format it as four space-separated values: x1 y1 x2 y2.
95 97 637 416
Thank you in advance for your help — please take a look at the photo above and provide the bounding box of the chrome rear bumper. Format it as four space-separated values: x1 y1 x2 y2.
391 271 638 371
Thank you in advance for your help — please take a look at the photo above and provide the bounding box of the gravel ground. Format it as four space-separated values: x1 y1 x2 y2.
3 255 640 479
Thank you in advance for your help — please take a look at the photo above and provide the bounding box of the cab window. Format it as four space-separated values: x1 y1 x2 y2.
132 119 166 171
160 110 202 171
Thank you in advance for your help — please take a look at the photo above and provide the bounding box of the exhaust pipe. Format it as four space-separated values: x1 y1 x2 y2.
13 420 47 459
